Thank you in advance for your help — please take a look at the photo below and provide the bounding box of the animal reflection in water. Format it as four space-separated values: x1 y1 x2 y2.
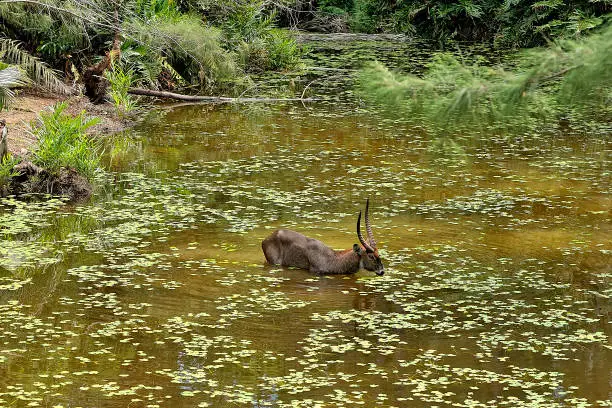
262 200 384 276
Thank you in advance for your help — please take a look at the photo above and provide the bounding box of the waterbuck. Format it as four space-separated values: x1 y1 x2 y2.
262 200 384 276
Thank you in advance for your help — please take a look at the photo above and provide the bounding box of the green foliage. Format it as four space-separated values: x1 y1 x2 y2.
223 2 275 43
0 38 67 95
116 40 186 91
127 13 239 91
0 154 18 188
30 102 102 180
0 1 89 64
318 0 354 11
350 0 386 33
236 39 269 72
266 29 302 70
0 65 27 110
310 0 609 46
494 0 608 47
105 61 137 115
357 24 612 133
0 0 305 97
556 25 612 105
221 2 303 72
134 0 182 20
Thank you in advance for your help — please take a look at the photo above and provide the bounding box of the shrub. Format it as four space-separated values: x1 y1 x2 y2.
237 39 270 72
0 154 18 191
105 61 137 115
266 29 302 71
30 102 102 180
126 14 239 92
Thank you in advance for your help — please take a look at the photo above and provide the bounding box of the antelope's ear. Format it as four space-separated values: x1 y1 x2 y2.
353 244 362 254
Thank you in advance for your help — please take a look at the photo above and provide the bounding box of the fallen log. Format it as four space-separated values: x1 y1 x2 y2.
128 88 316 103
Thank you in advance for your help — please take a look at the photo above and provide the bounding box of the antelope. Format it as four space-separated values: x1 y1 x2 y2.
262 199 384 276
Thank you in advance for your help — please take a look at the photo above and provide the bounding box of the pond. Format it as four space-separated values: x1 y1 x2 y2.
0 37 610 407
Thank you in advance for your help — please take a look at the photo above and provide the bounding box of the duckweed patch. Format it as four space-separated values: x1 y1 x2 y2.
0 39 609 408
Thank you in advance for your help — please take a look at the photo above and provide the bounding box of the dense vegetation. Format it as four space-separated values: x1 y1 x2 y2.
0 0 303 104
30 102 102 180
0 103 101 198
0 0 609 194
357 24 612 134
293 0 609 46
0 0 608 105
0 0 306 193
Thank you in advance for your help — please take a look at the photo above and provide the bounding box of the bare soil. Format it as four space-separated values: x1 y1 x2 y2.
2 90 133 156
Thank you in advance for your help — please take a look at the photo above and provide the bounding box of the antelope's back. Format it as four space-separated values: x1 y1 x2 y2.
262 229 313 270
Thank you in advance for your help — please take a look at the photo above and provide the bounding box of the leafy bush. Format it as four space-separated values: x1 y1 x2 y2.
133 0 182 20
0 154 18 189
30 102 102 180
350 0 386 33
266 29 302 70
127 14 239 92
313 0 609 46
105 61 137 115
237 39 269 72
223 2 276 44
494 2 607 47
221 2 303 71
0 65 27 110
0 39 66 96
0 2 88 64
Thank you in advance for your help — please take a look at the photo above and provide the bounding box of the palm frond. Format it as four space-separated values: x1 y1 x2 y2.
0 66 28 110
0 37 70 94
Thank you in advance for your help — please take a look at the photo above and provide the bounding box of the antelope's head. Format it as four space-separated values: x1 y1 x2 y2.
354 199 384 276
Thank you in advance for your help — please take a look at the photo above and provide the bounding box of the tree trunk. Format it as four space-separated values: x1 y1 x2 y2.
83 5 122 103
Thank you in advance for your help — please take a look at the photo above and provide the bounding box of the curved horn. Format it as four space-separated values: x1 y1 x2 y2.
357 210 374 252
364 198 377 248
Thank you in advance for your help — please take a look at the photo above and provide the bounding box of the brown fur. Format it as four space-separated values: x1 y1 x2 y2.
262 229 384 275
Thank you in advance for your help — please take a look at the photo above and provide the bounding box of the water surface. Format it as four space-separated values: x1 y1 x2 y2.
0 38 610 407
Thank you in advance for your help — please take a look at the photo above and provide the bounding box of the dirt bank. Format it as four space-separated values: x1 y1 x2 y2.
2 90 133 156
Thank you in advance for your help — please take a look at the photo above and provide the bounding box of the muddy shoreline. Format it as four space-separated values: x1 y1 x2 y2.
2 90 134 156
1 90 136 200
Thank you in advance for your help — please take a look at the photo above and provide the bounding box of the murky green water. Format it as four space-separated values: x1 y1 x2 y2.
1 38 610 407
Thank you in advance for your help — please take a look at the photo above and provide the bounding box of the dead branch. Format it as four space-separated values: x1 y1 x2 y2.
128 88 317 103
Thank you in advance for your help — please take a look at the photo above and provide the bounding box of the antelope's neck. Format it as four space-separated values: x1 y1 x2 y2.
334 248 361 274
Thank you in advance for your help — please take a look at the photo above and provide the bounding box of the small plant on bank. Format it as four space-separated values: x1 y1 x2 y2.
106 61 138 115
30 102 102 181
0 154 18 191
